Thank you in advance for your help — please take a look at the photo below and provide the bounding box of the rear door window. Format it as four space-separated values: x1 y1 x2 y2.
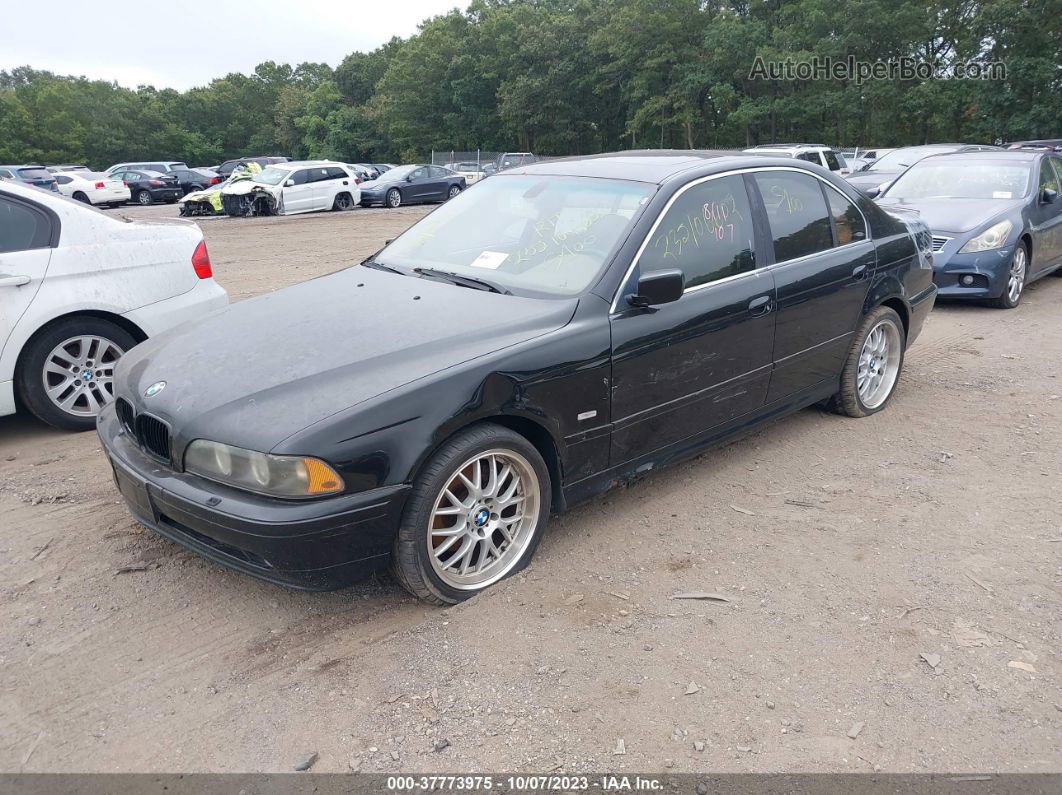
639 174 757 289
0 196 51 252
825 187 868 245
753 171 834 262
323 167 348 180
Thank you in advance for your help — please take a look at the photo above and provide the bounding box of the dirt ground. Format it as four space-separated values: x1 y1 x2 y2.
1 202 1059 775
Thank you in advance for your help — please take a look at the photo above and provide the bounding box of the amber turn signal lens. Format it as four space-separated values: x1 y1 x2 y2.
303 458 344 495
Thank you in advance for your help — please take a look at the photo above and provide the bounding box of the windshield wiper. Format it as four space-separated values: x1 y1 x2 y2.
360 257 404 275
413 267 511 295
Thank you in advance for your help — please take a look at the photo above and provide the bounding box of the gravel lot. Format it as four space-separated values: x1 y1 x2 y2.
1 203 1060 774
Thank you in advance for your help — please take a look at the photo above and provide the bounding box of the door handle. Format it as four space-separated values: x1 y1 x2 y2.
748 295 772 316
852 264 868 279
0 275 31 288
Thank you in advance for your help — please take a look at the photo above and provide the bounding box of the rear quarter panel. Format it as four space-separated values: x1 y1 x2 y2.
0 196 203 380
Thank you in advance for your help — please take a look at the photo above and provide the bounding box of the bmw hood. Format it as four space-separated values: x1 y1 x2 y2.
875 197 1022 234
114 267 577 452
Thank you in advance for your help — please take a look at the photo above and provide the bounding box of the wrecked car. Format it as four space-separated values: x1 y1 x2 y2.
218 161 360 217
178 162 261 217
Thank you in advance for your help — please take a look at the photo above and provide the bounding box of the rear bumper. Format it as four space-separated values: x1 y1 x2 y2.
122 278 228 338
91 188 131 204
97 404 408 590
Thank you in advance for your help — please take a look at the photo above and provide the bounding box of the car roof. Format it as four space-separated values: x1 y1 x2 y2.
272 160 345 169
508 149 816 184
919 150 1043 164
0 164 48 169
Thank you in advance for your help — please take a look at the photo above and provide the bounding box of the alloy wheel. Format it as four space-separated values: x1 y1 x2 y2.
1007 246 1026 304
856 320 902 410
387 189 401 208
448 185 460 199
427 449 541 589
41 335 124 417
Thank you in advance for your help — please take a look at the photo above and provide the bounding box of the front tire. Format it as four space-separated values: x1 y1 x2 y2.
392 423 551 605
988 244 1028 308
386 188 402 208
136 190 152 205
828 306 906 418
16 317 136 431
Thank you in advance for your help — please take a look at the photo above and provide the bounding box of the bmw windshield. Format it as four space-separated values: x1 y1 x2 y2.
373 174 655 297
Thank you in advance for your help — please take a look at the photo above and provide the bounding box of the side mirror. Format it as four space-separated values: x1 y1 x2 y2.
627 269 684 308
1041 187 1058 204
284 179 295 187
864 186 881 199
406 174 416 182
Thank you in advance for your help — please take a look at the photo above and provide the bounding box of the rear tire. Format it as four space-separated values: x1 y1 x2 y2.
827 306 906 418
16 317 137 431
332 192 355 211
136 190 152 205
72 192 90 204
447 185 461 199
392 423 551 605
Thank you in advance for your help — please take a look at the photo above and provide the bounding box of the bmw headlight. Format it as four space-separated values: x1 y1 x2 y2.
959 220 1013 253
184 440 344 498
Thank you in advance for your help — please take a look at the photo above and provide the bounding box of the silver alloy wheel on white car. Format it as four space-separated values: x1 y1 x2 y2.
427 449 541 589
856 320 902 410
42 335 124 418
1006 245 1026 304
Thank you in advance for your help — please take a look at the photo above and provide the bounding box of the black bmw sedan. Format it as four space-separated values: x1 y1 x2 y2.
98 151 936 604
358 164 466 207
877 150 1062 308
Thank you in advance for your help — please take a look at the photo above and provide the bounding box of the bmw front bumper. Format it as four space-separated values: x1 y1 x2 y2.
97 403 409 590
930 237 1017 300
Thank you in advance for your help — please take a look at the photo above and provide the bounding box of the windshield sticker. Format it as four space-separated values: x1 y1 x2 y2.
992 191 1012 199
469 251 509 270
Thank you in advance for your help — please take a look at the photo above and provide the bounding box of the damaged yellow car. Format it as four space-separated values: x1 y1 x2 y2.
178 162 262 217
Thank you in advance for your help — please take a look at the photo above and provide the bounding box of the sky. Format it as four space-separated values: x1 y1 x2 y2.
2 0 462 90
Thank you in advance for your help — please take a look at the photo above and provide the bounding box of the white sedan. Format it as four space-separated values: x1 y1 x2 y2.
0 180 228 430
218 161 360 216
52 171 130 208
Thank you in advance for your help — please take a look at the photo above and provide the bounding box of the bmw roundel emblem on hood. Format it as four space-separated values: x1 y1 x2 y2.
144 381 167 398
